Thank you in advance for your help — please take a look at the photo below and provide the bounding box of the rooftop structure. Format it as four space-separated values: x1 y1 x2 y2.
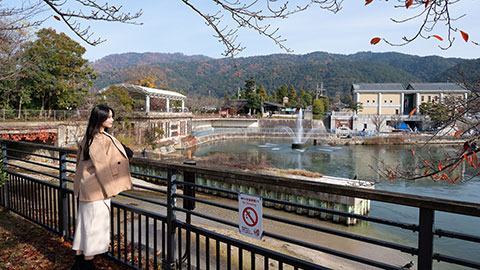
101 83 187 113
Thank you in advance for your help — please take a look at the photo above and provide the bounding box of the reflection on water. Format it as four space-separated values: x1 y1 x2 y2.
192 139 480 269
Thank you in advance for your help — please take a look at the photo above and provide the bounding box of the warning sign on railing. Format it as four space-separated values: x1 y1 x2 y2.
238 193 263 240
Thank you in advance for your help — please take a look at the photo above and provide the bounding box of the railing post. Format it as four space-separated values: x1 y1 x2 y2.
163 169 177 270
2 143 9 211
418 208 435 270
58 151 69 237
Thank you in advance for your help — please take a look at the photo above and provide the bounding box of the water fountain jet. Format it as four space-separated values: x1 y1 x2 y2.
273 109 324 149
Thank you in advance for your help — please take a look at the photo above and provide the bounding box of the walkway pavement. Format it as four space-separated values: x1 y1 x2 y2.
0 207 133 270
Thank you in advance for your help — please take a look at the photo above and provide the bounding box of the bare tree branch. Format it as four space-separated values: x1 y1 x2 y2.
181 0 341 60
383 0 476 49
41 0 143 46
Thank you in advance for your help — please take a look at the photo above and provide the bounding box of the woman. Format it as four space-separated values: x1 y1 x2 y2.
71 104 133 270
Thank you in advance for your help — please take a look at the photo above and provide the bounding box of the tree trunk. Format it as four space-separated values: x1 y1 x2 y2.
40 97 45 117
17 96 23 119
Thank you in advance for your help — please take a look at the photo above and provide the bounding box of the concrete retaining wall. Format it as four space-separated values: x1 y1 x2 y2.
130 162 373 225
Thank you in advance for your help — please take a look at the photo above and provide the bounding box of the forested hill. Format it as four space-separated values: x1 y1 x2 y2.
91 51 477 97
90 52 211 73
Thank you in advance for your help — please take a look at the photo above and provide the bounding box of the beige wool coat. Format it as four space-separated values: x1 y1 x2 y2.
74 131 133 202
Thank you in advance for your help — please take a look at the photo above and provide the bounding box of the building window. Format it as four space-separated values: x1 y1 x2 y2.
435 96 439 101
384 100 387 103
364 123 367 129
367 100 369 103
395 109 399 114
421 96 425 102
372 100 375 103
390 100 393 103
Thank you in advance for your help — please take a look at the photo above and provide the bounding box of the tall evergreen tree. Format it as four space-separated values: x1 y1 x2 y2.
224 91 230 104
244 77 261 113
303 91 313 107
21 28 95 112
244 77 257 95
276 85 288 104
287 85 297 107
298 89 307 108
319 96 330 113
258 84 269 102
313 99 325 115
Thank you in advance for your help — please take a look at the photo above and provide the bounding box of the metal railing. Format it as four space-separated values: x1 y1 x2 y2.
1 109 91 122
0 138 480 270
0 109 192 122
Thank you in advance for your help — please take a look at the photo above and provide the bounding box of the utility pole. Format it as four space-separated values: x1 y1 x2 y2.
316 82 325 99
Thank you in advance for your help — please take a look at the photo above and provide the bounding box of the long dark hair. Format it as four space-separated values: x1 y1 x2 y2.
83 104 114 161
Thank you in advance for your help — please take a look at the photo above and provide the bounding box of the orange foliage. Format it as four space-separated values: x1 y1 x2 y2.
460 30 469 42
370 37 381 45
406 0 413 8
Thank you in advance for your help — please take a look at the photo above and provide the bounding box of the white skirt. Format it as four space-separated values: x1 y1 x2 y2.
72 198 111 256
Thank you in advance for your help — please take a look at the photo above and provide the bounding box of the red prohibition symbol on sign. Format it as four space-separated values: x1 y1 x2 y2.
242 207 258 227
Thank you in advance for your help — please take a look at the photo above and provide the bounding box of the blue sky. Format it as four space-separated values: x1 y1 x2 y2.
5 0 480 61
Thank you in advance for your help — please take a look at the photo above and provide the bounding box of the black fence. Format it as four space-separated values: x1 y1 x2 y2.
1 138 480 270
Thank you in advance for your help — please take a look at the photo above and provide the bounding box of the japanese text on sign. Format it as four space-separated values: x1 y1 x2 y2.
238 193 263 240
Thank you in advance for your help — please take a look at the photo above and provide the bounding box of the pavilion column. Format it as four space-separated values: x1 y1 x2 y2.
377 93 382 115
415 93 420 114
181 100 185 112
440 93 444 103
400 93 404 115
166 98 170 112
146 95 150 114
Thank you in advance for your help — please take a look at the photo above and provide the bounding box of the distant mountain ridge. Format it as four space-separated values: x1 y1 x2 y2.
91 51 478 97
90 52 211 73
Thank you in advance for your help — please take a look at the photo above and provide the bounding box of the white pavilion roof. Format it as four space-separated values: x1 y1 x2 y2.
103 83 187 100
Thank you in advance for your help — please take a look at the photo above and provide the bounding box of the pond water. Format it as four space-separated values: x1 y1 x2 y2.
191 139 480 269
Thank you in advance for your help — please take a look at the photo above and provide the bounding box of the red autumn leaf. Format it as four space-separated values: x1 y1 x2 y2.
473 151 478 164
411 149 415 157
454 129 463 137
424 169 429 175
111 5 118 11
53 15 61 21
408 107 417 118
454 176 459 182
424 0 430 8
370 37 381 45
425 159 429 165
432 35 443 41
464 153 468 162
365 0 374 5
460 30 469 42
391 172 394 181
443 173 448 180
406 0 413 8
438 161 443 171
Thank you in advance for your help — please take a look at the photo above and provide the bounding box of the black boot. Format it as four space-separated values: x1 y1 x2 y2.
82 258 98 270
70 254 84 270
